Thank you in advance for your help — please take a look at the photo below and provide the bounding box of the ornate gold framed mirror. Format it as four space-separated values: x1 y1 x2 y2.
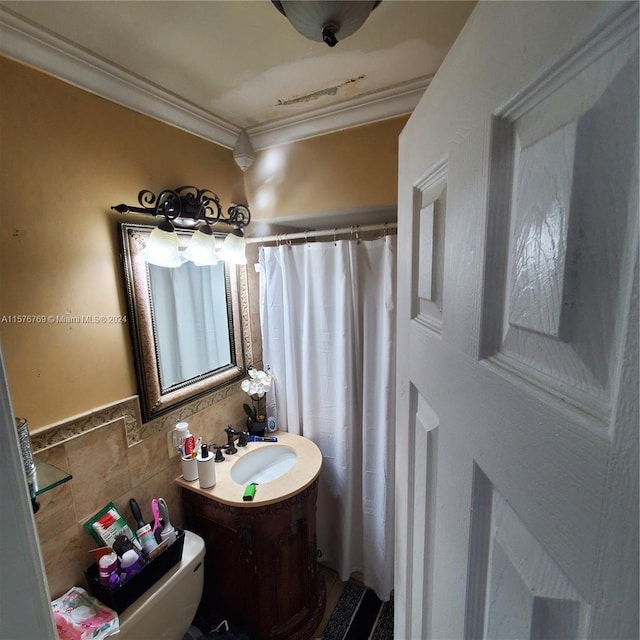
120 223 249 422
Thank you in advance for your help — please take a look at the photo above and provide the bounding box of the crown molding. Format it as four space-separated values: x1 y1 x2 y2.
248 76 430 150
0 8 240 148
0 7 427 150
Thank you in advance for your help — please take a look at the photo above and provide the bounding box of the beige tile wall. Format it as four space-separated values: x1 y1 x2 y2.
34 396 249 598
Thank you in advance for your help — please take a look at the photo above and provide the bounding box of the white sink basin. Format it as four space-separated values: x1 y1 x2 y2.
177 432 322 506
231 445 298 485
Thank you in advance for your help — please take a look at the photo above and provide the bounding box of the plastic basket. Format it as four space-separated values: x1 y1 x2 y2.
85 529 185 614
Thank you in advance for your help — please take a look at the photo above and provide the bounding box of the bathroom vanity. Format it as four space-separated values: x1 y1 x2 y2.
177 432 325 640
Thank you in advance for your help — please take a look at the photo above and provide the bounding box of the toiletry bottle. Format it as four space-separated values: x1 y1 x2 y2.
172 422 191 456
184 432 196 457
98 552 119 588
197 444 216 489
119 549 143 583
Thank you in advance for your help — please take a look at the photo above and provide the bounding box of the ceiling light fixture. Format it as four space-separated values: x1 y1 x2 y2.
271 1 382 47
233 129 255 172
112 186 251 267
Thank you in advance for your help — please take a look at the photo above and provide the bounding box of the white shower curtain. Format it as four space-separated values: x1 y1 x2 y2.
259 236 396 600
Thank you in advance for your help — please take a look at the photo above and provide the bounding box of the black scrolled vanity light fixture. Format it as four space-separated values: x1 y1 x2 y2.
112 186 251 267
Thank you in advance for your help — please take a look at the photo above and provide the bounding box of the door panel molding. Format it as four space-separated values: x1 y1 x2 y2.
412 157 448 335
403 385 440 638
482 25 638 423
464 464 493 640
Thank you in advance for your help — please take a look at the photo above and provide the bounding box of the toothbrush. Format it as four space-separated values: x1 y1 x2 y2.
249 435 278 442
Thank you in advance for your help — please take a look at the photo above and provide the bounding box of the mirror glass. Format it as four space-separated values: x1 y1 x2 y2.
148 261 231 388
120 223 248 422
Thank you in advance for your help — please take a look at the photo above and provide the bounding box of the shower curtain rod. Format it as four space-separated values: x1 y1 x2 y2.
246 221 397 245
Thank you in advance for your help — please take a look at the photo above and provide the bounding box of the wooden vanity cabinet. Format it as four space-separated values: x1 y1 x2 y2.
181 478 325 640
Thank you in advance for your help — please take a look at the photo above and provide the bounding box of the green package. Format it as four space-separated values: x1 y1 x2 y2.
84 502 140 550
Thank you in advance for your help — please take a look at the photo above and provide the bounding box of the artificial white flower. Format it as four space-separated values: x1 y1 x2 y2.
241 368 272 398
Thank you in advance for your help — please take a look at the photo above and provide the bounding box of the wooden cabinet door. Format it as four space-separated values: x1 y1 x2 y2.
182 481 324 640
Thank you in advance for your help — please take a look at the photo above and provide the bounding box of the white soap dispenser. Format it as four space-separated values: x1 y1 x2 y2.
197 444 216 489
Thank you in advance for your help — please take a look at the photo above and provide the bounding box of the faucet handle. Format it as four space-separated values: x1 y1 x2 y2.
211 445 225 463
237 431 249 447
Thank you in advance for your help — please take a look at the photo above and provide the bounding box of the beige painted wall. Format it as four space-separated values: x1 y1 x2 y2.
245 116 407 222
0 56 246 428
0 57 259 596
1 57 405 428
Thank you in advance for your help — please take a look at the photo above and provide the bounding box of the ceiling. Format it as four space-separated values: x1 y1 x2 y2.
0 1 476 151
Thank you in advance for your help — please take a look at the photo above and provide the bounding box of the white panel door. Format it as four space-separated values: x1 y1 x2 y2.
395 2 638 639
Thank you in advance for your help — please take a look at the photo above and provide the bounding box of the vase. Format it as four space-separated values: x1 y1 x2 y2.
247 418 267 437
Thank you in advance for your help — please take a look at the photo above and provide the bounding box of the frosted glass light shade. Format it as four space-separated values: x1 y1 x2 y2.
233 130 255 172
140 222 181 267
182 227 219 265
217 229 247 265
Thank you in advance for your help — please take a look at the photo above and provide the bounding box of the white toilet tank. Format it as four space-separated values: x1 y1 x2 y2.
116 530 205 640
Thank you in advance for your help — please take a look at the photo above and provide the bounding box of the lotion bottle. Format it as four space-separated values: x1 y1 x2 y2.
197 444 216 489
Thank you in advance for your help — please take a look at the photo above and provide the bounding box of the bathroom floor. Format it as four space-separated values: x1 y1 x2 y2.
316 571 394 640
314 565 347 638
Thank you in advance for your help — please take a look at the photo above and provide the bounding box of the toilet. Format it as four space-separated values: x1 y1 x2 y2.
116 530 205 640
